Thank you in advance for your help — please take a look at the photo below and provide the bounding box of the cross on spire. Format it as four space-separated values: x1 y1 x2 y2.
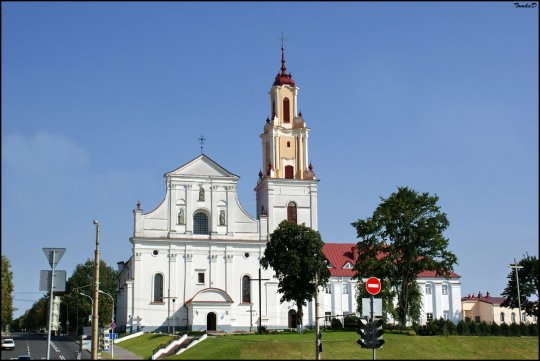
198 135 206 154
279 32 288 48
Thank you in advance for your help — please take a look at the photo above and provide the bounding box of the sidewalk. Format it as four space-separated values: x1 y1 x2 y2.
101 343 143 360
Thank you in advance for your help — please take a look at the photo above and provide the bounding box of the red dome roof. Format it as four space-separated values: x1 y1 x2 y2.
273 47 296 87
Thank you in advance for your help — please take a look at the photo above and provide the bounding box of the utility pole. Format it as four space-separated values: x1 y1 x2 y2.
162 295 177 334
509 260 524 325
250 267 269 333
315 274 321 361
91 220 100 360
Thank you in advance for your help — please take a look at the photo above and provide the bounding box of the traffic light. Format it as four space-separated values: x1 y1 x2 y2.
357 318 374 349
317 331 323 353
372 318 385 349
357 318 384 349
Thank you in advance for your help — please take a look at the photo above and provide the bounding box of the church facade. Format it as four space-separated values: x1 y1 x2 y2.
115 47 462 333
115 47 319 333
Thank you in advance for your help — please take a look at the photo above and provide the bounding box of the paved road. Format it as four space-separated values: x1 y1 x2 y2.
1 332 82 360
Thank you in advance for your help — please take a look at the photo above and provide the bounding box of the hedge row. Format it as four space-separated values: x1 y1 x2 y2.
415 318 538 336
327 315 538 337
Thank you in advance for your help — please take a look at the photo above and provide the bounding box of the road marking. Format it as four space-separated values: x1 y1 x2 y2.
51 341 60 352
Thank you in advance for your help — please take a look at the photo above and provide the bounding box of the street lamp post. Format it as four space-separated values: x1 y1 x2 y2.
99 289 115 359
91 220 101 360
78 293 94 319
99 290 115 324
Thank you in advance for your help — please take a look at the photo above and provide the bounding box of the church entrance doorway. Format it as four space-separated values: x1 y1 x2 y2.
288 309 297 328
207 312 217 331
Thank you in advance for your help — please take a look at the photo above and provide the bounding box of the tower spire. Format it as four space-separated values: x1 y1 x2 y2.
273 35 295 87
280 46 287 75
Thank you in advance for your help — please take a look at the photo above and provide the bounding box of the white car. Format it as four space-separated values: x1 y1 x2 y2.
1 338 15 350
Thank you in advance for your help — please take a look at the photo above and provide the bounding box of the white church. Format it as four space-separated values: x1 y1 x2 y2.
115 48 461 333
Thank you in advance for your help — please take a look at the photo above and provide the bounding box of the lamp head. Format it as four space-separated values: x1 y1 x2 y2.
93 220 99 225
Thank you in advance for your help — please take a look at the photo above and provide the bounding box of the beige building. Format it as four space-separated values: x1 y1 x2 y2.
461 292 537 325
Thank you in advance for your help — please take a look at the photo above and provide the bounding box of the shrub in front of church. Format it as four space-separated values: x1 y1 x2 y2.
330 318 342 329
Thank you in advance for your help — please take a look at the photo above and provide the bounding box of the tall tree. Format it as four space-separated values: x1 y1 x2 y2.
352 186 458 327
501 253 538 317
261 220 330 333
65 259 118 334
1 255 14 330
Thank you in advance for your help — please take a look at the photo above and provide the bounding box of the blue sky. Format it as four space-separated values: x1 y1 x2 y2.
2 2 538 319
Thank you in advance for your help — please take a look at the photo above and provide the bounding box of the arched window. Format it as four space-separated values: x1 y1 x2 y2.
242 275 251 303
285 165 294 179
500 312 505 323
283 98 290 123
153 273 163 302
287 201 297 224
194 212 209 235
511 312 516 323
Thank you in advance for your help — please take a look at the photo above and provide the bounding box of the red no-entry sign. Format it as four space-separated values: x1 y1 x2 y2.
366 277 381 295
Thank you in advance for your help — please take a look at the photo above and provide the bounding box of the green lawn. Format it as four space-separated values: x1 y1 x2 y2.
116 333 176 359
116 331 539 360
166 331 539 360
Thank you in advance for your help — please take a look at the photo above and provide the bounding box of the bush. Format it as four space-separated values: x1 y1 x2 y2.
519 323 529 336
445 319 457 335
457 320 469 336
509 322 520 336
490 322 500 336
499 323 510 336
528 323 538 336
478 321 490 336
468 321 479 336
330 318 343 329
343 315 359 330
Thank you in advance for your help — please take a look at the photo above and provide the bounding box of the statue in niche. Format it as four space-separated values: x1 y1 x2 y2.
177 209 185 225
219 210 226 226
199 186 205 201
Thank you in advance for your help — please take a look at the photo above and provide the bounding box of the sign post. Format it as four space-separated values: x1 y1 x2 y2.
42 248 66 361
365 277 381 361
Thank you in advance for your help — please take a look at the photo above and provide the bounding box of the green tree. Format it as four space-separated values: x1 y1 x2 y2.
261 220 330 333
1 255 15 330
19 296 49 332
352 187 458 327
501 253 538 318
65 259 118 334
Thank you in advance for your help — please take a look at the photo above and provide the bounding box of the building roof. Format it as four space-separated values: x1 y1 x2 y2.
322 243 461 279
273 47 296 87
323 243 358 277
461 292 506 305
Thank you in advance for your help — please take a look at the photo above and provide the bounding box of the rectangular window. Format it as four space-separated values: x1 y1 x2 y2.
443 311 449 320
500 313 505 323
325 312 332 322
198 272 205 284
521 313 526 323
426 313 433 322
342 284 349 294
475 316 481 324
325 285 332 294
425 284 431 295
442 285 448 295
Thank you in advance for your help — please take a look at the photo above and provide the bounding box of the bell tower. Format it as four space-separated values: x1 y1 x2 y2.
255 46 318 233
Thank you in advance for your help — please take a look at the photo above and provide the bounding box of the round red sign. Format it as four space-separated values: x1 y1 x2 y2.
365 277 381 295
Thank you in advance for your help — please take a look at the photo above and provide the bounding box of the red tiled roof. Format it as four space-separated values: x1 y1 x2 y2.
461 293 506 305
322 243 461 279
418 270 461 279
323 243 358 277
